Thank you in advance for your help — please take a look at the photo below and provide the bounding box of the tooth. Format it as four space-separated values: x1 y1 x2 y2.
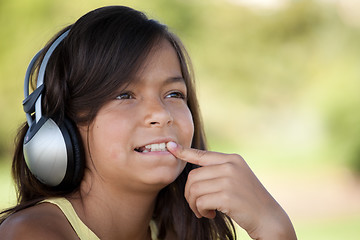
143 149 149 153
141 143 168 152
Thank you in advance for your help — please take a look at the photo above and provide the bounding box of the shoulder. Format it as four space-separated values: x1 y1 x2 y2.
0 203 78 240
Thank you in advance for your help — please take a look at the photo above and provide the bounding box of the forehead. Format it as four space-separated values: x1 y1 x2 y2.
134 39 183 82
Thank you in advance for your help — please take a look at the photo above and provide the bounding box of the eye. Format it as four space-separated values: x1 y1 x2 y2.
115 92 134 100
165 91 186 99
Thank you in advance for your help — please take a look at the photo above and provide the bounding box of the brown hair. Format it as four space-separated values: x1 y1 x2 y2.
1 6 235 239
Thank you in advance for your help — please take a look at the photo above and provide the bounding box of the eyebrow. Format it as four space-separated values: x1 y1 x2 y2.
164 76 185 85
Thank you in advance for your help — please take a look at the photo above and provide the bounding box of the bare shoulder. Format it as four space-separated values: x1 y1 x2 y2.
0 203 78 240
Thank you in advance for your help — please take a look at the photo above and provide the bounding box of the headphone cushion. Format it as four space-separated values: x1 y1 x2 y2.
60 117 84 188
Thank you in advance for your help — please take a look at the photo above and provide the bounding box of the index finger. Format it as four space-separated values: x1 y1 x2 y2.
166 141 228 166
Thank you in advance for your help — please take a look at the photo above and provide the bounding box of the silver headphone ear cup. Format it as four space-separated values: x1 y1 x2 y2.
23 118 68 186
23 117 85 188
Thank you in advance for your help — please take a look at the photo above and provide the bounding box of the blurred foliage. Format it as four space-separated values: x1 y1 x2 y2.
1 0 360 174
1 1 360 239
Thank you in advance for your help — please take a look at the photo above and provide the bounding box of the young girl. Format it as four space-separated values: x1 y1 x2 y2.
0 6 297 240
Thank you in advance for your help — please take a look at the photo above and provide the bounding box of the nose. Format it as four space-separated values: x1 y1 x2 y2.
144 99 173 127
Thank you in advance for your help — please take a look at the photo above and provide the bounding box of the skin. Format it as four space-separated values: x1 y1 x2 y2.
166 141 297 240
0 203 78 240
0 38 297 239
68 39 194 240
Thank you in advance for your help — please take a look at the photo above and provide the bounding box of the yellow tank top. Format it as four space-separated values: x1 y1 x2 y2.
40 198 159 240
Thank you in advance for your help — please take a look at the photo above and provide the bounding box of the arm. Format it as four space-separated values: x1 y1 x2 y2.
167 142 297 240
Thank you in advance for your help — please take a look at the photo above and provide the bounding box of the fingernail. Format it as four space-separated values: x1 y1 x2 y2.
166 141 177 150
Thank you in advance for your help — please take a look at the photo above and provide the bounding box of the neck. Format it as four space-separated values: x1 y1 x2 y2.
69 171 159 240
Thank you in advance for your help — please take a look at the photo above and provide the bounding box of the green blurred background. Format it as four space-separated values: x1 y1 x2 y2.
1 0 359 239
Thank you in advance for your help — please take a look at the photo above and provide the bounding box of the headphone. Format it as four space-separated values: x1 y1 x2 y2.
22 29 84 188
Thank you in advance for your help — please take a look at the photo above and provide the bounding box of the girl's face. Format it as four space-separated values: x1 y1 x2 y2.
81 39 194 192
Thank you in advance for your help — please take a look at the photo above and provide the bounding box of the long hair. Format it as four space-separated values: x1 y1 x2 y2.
1 6 236 239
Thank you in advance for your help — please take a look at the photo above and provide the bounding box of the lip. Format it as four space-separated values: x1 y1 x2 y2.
135 151 172 156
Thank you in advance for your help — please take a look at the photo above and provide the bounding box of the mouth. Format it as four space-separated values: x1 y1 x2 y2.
134 142 168 153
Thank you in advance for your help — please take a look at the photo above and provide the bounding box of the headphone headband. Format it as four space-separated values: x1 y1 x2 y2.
23 30 70 126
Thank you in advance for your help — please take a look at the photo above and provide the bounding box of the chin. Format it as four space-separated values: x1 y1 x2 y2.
141 164 186 189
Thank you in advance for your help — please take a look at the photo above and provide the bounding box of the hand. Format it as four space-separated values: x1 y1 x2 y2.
166 141 297 240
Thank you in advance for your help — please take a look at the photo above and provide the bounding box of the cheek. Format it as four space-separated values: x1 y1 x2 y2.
90 115 132 160
174 107 194 147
